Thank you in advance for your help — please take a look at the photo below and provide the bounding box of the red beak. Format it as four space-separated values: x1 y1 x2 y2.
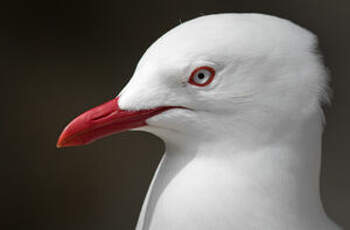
57 97 175 148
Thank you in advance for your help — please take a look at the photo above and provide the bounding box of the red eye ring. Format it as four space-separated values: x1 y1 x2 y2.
188 66 216 87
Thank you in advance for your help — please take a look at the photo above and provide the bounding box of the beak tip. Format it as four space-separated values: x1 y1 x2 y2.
56 138 65 148
56 132 67 148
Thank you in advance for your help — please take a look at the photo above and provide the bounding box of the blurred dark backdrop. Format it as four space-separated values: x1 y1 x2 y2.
1 0 349 229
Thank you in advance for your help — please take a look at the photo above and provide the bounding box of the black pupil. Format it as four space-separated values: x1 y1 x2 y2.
197 72 205 79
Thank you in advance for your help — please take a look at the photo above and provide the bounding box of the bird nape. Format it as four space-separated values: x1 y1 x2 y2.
57 13 341 230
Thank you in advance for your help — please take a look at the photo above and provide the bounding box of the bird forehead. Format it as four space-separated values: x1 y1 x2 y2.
129 13 318 99
138 14 288 69
142 14 315 66
153 18 260 55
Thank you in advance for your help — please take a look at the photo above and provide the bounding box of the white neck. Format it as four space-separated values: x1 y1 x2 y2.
136 112 340 230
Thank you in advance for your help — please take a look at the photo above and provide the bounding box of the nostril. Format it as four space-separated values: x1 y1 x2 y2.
87 98 119 122
91 112 113 121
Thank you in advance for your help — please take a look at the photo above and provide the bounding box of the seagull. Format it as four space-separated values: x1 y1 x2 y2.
57 13 341 230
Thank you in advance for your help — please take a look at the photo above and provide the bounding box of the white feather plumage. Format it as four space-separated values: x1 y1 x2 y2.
118 13 340 230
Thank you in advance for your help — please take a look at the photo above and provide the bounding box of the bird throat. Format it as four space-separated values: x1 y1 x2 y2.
135 113 337 230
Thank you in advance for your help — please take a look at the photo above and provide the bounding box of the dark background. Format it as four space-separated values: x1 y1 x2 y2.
2 0 349 229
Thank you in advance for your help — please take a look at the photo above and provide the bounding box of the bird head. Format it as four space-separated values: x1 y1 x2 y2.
57 14 328 148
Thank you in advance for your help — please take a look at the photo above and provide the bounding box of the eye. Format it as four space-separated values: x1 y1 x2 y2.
188 66 215 87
